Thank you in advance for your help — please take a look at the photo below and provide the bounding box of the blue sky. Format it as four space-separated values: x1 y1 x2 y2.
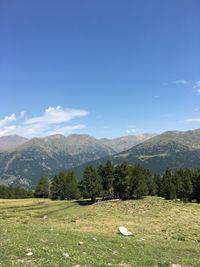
0 0 200 138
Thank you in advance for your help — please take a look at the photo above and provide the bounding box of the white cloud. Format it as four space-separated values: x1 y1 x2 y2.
0 114 16 127
172 80 188 85
163 80 188 86
126 128 137 134
193 81 200 89
0 106 88 137
20 111 26 118
178 118 200 123
192 81 200 94
47 124 86 135
24 106 88 125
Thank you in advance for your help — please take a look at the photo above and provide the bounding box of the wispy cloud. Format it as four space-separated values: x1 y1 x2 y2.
178 117 200 123
0 106 88 137
0 114 16 128
193 81 200 89
24 106 88 125
172 80 188 85
126 128 137 134
163 80 188 86
163 79 200 95
193 81 200 94
47 124 85 135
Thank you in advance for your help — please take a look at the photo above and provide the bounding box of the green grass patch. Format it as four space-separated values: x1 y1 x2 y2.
0 197 200 266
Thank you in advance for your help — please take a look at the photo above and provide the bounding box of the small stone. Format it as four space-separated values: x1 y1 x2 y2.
43 216 47 220
82 252 87 255
79 241 84 245
50 228 54 231
92 237 97 241
26 252 33 256
63 253 70 258
138 238 146 241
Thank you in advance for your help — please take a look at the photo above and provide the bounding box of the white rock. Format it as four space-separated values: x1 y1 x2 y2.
26 252 33 256
119 226 133 236
63 252 70 258
43 216 47 220
92 237 97 241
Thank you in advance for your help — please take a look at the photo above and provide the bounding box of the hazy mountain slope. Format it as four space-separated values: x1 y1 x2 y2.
100 133 156 153
0 135 28 151
112 129 200 173
2 129 200 188
73 129 200 177
0 134 115 188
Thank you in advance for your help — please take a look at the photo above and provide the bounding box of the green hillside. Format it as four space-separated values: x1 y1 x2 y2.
0 197 199 267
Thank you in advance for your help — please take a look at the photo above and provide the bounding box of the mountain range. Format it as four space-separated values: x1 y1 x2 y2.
1 129 200 188
0 133 154 188
0 135 28 151
111 129 200 172
72 129 200 177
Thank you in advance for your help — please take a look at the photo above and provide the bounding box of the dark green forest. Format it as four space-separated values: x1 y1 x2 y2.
0 185 33 199
1 161 200 203
33 161 200 204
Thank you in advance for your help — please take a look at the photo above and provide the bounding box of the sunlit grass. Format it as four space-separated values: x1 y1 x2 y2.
0 197 200 267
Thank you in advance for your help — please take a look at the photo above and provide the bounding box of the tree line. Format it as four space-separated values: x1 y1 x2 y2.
34 161 200 203
0 184 33 199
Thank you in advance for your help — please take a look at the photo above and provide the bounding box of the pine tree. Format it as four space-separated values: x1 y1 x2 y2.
101 161 115 199
34 176 50 198
113 162 130 199
129 165 148 199
173 169 184 199
81 166 102 203
181 169 193 202
50 175 60 200
162 169 176 200
64 171 80 200
146 172 157 196
193 173 200 203
154 174 163 196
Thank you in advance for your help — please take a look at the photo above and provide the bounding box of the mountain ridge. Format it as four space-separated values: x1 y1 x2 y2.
0 133 154 187
1 129 200 188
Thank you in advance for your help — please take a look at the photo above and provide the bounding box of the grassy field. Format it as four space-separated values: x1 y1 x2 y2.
0 197 200 267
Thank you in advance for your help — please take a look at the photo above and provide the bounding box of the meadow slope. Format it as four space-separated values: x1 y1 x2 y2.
0 197 200 267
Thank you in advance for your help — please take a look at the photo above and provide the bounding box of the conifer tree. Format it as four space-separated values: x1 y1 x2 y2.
100 161 115 199
50 175 60 200
129 165 148 199
64 171 80 200
162 169 176 200
81 166 102 203
34 176 50 198
113 162 130 199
